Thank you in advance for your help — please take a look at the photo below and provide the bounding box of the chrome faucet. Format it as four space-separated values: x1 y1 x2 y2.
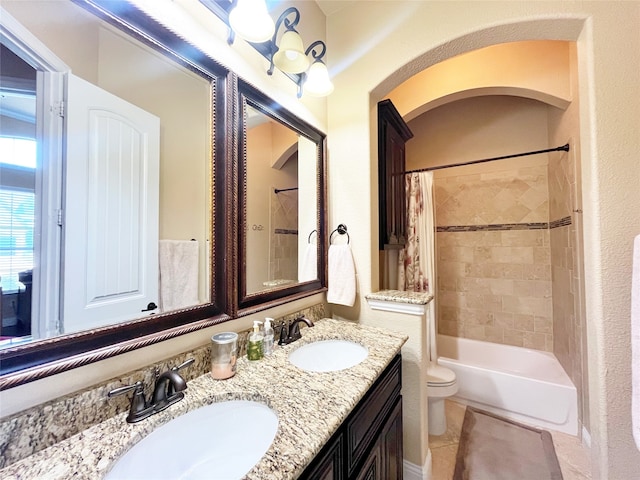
278 316 314 345
108 358 194 423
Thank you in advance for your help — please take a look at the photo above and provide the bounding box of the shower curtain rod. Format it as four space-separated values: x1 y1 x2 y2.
404 143 570 174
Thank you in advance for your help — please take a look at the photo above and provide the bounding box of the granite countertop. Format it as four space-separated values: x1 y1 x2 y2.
365 289 434 305
0 319 407 480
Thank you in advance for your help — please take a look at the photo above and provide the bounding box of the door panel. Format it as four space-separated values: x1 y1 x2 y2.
63 74 159 333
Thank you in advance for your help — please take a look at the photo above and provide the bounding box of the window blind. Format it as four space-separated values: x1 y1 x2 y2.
0 189 35 292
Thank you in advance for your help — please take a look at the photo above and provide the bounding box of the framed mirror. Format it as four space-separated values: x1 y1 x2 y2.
237 80 326 312
0 0 231 388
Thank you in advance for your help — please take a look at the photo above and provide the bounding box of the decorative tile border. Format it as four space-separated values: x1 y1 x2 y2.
549 216 572 229
437 222 548 232
274 228 298 235
437 216 572 232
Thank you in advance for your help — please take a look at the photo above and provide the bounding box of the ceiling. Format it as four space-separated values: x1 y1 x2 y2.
315 0 356 16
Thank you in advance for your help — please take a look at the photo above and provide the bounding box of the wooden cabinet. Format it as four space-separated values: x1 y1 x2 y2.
300 355 403 480
377 100 413 249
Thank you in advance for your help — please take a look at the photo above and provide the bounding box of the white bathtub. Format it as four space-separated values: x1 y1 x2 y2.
437 334 578 435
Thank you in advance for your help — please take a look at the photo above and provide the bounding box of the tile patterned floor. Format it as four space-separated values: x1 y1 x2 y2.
429 400 592 480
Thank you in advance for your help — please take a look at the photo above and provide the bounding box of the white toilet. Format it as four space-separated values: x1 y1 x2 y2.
425 303 458 436
427 362 458 435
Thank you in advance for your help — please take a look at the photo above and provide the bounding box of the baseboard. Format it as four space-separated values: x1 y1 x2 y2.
404 449 432 480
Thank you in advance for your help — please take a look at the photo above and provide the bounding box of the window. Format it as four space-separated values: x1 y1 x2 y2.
0 137 36 293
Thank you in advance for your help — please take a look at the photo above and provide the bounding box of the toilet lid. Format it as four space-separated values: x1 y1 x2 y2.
427 364 456 386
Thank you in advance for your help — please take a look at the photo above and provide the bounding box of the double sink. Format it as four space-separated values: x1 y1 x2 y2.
106 339 369 479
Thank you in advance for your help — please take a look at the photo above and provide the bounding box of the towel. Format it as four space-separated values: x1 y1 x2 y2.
633 235 640 450
159 240 199 312
299 243 317 282
327 244 356 306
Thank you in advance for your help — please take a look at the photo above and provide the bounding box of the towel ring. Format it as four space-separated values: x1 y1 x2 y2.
330 224 350 244
308 229 317 244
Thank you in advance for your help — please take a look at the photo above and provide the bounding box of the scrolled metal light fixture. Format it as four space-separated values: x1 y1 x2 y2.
206 0 334 98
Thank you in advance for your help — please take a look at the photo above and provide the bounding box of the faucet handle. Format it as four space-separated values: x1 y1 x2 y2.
277 322 289 345
108 381 143 398
108 381 153 423
172 358 195 372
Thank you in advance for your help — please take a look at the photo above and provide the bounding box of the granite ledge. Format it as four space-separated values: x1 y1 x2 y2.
0 319 407 480
365 289 434 305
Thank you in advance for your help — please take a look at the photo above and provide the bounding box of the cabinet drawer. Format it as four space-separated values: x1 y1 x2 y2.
345 355 401 475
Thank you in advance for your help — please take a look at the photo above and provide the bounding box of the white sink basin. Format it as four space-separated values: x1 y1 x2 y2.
288 340 368 372
105 400 278 480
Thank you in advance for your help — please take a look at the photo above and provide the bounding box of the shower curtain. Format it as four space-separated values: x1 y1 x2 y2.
398 171 435 292
398 170 438 361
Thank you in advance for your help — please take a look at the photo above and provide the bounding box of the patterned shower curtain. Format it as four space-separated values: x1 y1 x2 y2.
398 170 438 361
398 171 435 293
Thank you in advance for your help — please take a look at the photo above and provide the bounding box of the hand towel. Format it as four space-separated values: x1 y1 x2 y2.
159 240 199 312
327 244 356 306
633 235 640 450
299 243 318 282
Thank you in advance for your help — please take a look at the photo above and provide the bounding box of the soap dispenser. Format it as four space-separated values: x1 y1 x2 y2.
247 320 264 361
263 318 274 356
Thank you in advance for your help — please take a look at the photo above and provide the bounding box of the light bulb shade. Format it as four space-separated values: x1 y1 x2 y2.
273 30 310 73
228 0 275 43
303 61 334 97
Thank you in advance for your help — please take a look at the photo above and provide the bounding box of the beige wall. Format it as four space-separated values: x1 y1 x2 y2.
326 2 640 477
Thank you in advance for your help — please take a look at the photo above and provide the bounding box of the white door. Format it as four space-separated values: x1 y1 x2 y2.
63 74 159 333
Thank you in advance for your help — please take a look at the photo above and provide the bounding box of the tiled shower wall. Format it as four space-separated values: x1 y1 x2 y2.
435 164 554 351
269 189 298 283
548 145 584 404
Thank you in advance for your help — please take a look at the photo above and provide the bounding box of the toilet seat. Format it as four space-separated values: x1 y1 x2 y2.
427 363 456 386
427 363 458 397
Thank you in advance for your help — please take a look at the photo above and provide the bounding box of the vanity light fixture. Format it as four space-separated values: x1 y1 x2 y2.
228 0 274 43
205 0 334 98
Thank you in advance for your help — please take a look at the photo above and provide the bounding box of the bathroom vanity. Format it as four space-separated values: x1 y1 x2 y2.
300 354 403 479
0 319 407 479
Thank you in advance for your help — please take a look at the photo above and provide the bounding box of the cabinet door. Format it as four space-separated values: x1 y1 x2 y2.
301 435 344 480
382 397 404 480
377 99 413 249
354 441 382 480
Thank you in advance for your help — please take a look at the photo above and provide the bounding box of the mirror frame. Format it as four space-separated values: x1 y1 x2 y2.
236 79 327 313
0 0 234 389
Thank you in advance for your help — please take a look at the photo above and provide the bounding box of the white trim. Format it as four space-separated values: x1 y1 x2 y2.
1 7 68 338
404 448 432 480
366 298 427 316
582 425 592 448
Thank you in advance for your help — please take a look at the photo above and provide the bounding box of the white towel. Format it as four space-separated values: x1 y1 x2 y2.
327 244 356 306
299 243 317 282
159 240 199 312
633 235 640 450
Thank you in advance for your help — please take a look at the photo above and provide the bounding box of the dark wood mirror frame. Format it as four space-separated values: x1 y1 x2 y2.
0 0 327 390
236 80 327 313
